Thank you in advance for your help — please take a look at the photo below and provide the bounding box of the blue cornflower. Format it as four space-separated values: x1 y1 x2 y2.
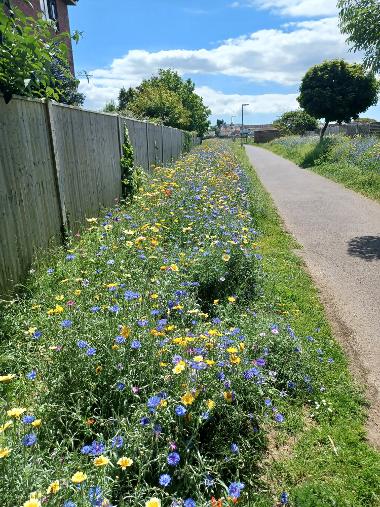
147 396 162 410
66 254 75 261
77 340 88 349
137 319 149 327
140 416 150 426
32 330 42 340
89 441 106 456
131 340 141 349
230 443 239 454
228 482 245 499
275 413 285 423
184 500 196 507
89 486 103 507
81 445 92 455
47 268 54 274
264 398 272 407
243 367 259 380
86 347 97 356
115 335 126 344
111 435 124 449
280 492 289 505
106 259 115 265
151 309 160 316
26 370 37 380
63 502 77 507
22 415 36 424
116 382 125 391
124 290 140 301
256 357 266 366
61 319 72 328
153 424 162 435
175 405 187 416
90 306 101 313
22 433 37 446
109 305 120 313
204 475 214 488
159 474 171 487
167 452 180 466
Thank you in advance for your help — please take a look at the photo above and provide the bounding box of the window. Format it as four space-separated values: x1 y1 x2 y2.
40 0 58 23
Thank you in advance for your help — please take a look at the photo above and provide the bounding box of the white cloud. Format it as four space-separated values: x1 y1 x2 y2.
233 0 338 17
79 16 359 112
196 86 299 116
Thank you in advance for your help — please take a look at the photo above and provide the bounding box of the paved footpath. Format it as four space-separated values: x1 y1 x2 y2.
245 145 380 445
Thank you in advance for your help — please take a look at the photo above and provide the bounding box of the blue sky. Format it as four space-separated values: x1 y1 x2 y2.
70 0 380 124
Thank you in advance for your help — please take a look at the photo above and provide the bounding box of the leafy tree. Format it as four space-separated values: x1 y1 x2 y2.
0 2 83 104
118 86 136 111
273 110 318 135
298 60 379 139
120 70 210 136
103 100 117 113
338 0 380 73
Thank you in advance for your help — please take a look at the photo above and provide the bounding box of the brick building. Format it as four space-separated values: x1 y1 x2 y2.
12 0 77 73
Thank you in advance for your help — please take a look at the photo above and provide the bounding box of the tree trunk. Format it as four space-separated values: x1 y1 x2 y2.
320 121 329 141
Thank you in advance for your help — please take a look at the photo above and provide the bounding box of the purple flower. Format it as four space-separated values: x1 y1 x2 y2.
140 417 150 426
22 433 37 447
159 474 171 487
167 452 181 466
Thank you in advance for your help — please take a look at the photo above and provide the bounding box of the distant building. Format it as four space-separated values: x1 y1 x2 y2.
11 0 77 73
219 124 278 138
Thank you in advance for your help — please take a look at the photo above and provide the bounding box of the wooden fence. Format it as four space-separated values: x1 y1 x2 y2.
0 95 200 295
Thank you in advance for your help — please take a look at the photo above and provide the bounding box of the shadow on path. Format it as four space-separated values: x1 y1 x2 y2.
347 236 380 261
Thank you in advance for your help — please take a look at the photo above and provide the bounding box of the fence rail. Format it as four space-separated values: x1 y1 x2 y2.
0 95 200 295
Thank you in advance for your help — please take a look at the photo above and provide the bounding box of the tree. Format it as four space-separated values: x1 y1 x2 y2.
103 100 117 113
273 110 318 135
298 60 379 139
118 86 136 111
338 0 380 73
0 2 84 104
119 70 211 136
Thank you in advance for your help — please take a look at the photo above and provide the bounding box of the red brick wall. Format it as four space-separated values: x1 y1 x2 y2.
11 0 75 74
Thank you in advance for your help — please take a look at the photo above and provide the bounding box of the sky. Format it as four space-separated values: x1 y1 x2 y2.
69 0 380 125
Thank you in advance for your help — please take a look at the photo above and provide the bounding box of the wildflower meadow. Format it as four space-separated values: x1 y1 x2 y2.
0 142 376 506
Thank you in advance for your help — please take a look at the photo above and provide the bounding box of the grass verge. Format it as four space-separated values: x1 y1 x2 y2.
232 142 380 506
253 135 380 203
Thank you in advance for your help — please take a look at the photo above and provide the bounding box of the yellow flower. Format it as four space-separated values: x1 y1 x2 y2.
0 447 11 458
120 325 131 338
31 419 42 428
117 457 133 470
22 500 41 507
146 498 161 507
206 399 216 410
230 354 241 365
0 421 13 433
0 373 16 382
46 480 60 494
93 455 109 467
7 407 26 418
150 293 159 299
227 296 236 303
169 264 179 272
226 347 238 354
222 253 231 262
173 361 186 374
213 299 220 305
26 327 37 336
181 392 195 406
86 217 98 223
74 289 81 296
224 391 234 403
71 471 87 484
55 295 64 301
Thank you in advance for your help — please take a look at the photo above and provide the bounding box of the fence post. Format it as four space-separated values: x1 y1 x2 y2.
45 100 68 240
117 115 124 158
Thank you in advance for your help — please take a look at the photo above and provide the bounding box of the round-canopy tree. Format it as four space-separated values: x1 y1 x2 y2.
298 60 379 139
273 110 318 135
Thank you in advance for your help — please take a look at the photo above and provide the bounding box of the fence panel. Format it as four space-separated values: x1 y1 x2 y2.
146 123 163 168
0 98 62 294
51 105 122 230
121 118 149 171
162 126 173 165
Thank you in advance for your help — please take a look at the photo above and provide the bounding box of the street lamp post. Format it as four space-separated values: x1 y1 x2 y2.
241 103 249 146
230 115 236 125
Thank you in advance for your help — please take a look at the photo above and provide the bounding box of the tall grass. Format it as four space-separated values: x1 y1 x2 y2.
265 134 380 201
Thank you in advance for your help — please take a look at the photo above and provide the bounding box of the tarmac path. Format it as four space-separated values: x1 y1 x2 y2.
245 144 380 446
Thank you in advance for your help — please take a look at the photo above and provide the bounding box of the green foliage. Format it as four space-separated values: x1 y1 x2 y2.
182 131 193 153
103 100 118 113
273 110 319 136
120 126 143 199
338 0 380 73
0 3 82 104
116 70 211 136
298 60 379 139
265 134 380 202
